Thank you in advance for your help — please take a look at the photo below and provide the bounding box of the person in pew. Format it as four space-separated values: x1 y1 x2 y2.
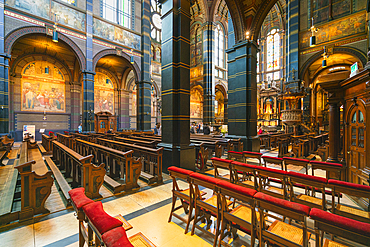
154 122 161 135
203 123 210 135
78 123 82 133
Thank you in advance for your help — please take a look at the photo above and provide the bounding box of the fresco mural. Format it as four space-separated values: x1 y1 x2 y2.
52 1 85 31
21 61 65 112
215 90 224 119
93 18 141 50
6 0 50 19
94 72 115 114
190 87 203 119
300 12 366 49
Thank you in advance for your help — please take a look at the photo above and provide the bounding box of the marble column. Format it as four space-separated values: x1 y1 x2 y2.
159 0 195 171
226 40 259 151
327 99 340 162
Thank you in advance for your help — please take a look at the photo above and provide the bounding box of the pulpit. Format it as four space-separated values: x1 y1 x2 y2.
94 112 117 133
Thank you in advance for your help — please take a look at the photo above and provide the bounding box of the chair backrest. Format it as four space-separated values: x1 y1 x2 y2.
255 166 288 199
231 161 259 190
211 158 233 182
283 157 309 174
243 151 262 165
262 156 284 170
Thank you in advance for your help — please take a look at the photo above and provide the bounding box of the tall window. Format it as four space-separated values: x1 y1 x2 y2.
215 24 224 68
101 0 131 29
266 29 280 80
60 0 76 6
151 0 162 42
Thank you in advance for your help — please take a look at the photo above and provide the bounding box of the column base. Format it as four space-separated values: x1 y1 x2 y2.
157 143 195 173
226 135 260 152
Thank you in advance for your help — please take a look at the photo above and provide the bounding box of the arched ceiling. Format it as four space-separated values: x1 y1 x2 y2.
96 55 133 89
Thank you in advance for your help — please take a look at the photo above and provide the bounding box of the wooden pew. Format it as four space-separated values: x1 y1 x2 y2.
75 139 142 192
277 138 290 158
96 138 163 184
114 136 157 148
1 135 14 148
14 160 53 219
190 139 223 158
191 134 243 152
316 140 329 161
193 143 210 171
52 141 105 198
122 135 162 146
42 133 57 154
56 132 74 149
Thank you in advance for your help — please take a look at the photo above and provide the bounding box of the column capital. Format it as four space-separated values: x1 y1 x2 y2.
0 53 11 59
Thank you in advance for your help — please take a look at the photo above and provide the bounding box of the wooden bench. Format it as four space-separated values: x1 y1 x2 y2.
114 136 157 148
42 133 56 154
0 150 8 165
26 139 38 149
44 157 71 205
1 135 14 148
57 133 74 149
52 141 105 198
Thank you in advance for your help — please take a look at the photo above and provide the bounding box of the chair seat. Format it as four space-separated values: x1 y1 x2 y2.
265 186 284 195
203 195 232 208
230 205 260 223
297 194 323 205
101 227 133 247
180 188 206 197
268 220 311 246
336 204 370 219
323 239 348 247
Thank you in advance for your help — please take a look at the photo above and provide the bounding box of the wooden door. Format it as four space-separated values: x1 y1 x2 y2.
348 106 366 184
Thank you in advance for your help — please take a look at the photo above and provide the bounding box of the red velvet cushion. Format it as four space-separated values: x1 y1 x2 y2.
262 156 283 161
310 208 370 236
255 166 287 175
328 179 370 192
83 202 123 234
211 157 232 163
168 166 194 176
232 161 259 170
102 227 134 247
310 160 343 167
243 151 262 156
190 172 220 185
228 151 243 155
254 192 311 216
288 171 327 184
283 157 309 163
68 187 85 197
68 188 94 210
218 180 257 197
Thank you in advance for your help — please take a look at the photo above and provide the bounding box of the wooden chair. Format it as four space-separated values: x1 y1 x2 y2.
288 171 328 211
310 160 345 180
255 192 311 247
227 151 244 162
212 157 233 182
231 161 258 190
262 156 284 170
256 166 288 200
217 180 258 247
328 179 370 223
243 151 262 166
310 208 370 247
283 157 309 174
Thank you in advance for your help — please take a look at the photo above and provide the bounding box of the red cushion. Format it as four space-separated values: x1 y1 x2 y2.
310 208 370 236
168 166 194 176
243 151 262 156
68 187 85 197
256 166 287 175
262 156 283 161
68 188 94 210
310 160 343 167
283 157 309 163
102 227 134 247
254 192 311 216
228 151 243 155
190 172 220 185
83 202 123 234
211 157 232 163
288 171 327 184
328 179 370 193
232 161 259 170
218 180 257 197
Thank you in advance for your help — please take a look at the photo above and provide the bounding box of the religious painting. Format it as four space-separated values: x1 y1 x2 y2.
94 72 114 114
21 61 65 112
151 62 161 75
215 90 224 119
93 18 141 50
190 87 203 119
190 66 203 79
51 1 85 31
130 84 137 116
6 0 50 19
300 12 366 49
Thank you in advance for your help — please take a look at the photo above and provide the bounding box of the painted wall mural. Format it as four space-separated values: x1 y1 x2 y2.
300 12 366 49
94 72 115 114
21 61 66 112
93 18 141 50
215 90 224 119
190 87 203 119
6 0 50 19
52 1 85 31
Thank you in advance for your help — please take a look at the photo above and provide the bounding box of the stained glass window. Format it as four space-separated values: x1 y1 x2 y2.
215 24 224 68
151 0 162 42
266 29 280 72
101 0 131 29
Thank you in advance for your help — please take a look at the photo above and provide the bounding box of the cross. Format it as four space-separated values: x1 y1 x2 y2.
290 68 297 80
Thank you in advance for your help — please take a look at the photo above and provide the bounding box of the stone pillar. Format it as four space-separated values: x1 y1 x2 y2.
327 100 340 162
202 22 215 125
137 0 152 131
226 40 259 151
0 54 10 134
224 98 228 124
82 71 95 132
159 0 195 171
120 89 130 129
70 83 81 131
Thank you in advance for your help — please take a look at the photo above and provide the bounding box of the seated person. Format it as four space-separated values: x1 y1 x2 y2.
203 123 210 135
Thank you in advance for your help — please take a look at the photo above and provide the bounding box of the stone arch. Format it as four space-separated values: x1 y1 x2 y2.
92 49 141 82
5 26 86 69
215 81 228 99
95 67 120 90
250 0 279 41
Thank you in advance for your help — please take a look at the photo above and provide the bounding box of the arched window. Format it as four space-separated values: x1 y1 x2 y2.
190 24 202 67
101 0 131 29
151 0 162 42
266 29 280 80
215 24 224 68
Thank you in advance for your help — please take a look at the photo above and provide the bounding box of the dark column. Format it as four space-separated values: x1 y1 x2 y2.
119 89 130 129
226 40 259 151
224 98 228 124
0 54 9 134
327 100 340 162
82 71 95 132
202 22 215 125
159 0 195 171
137 0 152 131
70 83 81 131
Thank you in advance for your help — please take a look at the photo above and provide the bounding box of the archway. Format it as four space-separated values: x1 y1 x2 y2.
190 85 204 123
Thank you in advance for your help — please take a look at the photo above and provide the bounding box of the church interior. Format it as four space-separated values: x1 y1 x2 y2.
0 0 370 246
